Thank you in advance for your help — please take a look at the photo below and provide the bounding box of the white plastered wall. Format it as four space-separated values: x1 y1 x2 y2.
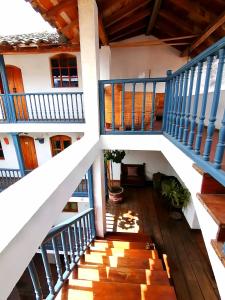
3 52 83 93
111 150 179 181
110 35 187 79
0 132 84 169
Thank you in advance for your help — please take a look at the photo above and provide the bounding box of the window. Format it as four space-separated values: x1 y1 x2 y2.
0 141 4 159
50 135 72 156
50 54 78 88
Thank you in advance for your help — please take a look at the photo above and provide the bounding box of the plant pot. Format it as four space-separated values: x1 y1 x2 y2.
109 187 124 203
169 206 183 220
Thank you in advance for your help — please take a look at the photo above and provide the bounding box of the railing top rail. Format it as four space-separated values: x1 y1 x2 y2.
172 36 225 77
43 208 93 242
0 168 20 171
0 92 83 96
99 77 167 84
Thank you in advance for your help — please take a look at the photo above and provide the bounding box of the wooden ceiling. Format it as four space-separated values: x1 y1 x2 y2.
9 0 225 56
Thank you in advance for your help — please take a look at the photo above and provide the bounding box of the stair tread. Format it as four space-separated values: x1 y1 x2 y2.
75 265 170 285
104 232 152 242
197 193 225 225
57 279 176 300
83 254 163 270
89 248 158 258
93 240 153 250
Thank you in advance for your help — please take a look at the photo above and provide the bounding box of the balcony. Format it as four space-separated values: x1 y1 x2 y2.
0 92 85 123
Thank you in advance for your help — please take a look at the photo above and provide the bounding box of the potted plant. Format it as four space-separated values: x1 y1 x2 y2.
104 150 126 203
161 178 190 219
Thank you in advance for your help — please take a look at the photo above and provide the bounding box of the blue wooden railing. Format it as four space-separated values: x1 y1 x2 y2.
0 92 85 123
0 168 88 197
27 208 95 300
99 78 167 134
164 37 225 187
0 168 21 191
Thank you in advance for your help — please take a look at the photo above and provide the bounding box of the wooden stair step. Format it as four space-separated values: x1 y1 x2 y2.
56 279 176 300
197 193 225 241
93 240 154 250
104 232 152 242
75 265 170 285
88 248 159 258
83 254 163 270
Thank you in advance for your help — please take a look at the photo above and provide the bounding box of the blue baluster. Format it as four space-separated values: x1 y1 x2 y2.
52 94 57 120
188 62 203 149
65 93 70 120
70 94 75 120
61 230 70 272
167 77 176 133
38 94 44 120
40 244 55 296
175 72 184 138
46 94 52 120
131 83 136 131
61 94 66 120
77 219 83 255
178 70 189 141
203 48 225 161
42 94 47 120
150 82 156 130
195 56 213 154
214 111 225 169
28 260 43 300
183 66 196 145
67 226 75 264
74 222 79 258
29 94 35 121
171 75 180 137
162 70 172 131
52 236 63 283
81 93 84 121
141 82 147 131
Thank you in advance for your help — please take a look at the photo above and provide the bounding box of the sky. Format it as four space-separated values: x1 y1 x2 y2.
0 0 56 35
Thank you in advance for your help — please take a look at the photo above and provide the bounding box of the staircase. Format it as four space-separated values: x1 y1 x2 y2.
56 233 177 300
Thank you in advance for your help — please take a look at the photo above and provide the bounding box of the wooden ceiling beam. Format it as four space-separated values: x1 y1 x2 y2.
44 0 75 20
108 8 150 36
105 0 151 28
98 14 109 45
110 36 195 48
168 0 215 25
60 20 79 36
181 10 225 57
109 24 147 42
159 9 200 35
146 0 162 35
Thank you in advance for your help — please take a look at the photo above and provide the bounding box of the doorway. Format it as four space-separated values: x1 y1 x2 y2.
19 136 38 171
6 65 28 120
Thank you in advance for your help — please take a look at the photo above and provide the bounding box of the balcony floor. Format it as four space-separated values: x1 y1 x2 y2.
106 186 220 300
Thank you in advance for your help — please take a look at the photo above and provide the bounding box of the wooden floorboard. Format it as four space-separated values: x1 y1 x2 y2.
106 186 220 300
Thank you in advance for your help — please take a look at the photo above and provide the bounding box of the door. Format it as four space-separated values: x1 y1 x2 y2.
6 65 28 120
19 136 38 170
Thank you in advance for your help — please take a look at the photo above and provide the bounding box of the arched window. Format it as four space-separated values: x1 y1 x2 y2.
50 54 78 88
50 135 72 156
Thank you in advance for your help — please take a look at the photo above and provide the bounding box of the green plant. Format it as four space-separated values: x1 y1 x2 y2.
104 150 126 192
161 178 190 209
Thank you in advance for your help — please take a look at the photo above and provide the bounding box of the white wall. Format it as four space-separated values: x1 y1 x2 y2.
4 52 83 93
111 35 187 79
0 134 19 169
0 132 84 169
111 150 178 181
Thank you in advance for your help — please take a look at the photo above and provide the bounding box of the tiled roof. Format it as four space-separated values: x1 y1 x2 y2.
0 32 67 47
